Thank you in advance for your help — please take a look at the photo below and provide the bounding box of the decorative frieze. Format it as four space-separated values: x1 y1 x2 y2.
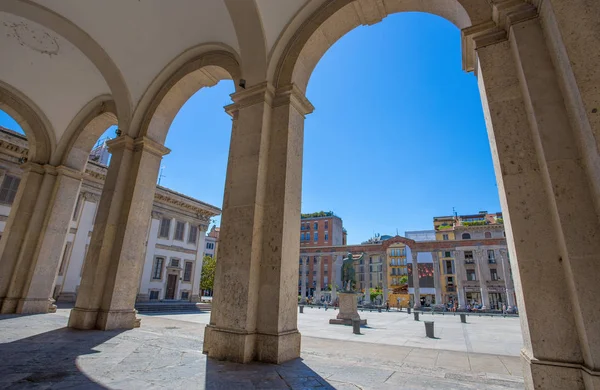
155 243 197 255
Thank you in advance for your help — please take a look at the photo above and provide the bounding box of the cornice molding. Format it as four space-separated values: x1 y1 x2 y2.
225 81 275 116
273 84 314 116
133 136 171 158
154 192 214 223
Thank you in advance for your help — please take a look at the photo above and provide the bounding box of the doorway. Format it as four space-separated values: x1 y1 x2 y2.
165 274 178 300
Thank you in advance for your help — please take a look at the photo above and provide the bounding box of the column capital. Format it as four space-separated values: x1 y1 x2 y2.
273 84 314 116
82 191 100 203
55 165 84 181
20 161 45 175
225 81 275 116
461 0 538 72
133 136 171 158
151 210 163 220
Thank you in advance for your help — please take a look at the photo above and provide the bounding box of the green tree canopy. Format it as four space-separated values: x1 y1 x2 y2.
200 255 216 291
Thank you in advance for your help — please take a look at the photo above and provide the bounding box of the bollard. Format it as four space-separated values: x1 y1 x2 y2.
460 313 466 323
352 319 361 335
407 307 411 315
424 321 435 338
299 305 304 314
378 307 382 313
414 312 419 321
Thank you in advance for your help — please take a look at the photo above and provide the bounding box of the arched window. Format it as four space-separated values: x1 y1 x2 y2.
462 233 471 239
484 232 492 239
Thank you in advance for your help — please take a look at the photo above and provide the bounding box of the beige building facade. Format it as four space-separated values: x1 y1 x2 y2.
0 2 599 388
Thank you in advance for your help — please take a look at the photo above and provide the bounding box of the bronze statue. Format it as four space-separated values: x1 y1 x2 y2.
341 252 364 292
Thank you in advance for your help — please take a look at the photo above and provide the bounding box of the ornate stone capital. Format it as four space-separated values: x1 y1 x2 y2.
82 191 100 203
56 165 84 181
225 81 275 116
273 84 314 116
151 211 163 219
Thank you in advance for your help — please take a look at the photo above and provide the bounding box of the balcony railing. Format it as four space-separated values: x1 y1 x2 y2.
446 286 456 292
464 260 475 264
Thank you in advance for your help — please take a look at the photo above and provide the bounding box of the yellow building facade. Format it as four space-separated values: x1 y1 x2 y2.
387 243 410 307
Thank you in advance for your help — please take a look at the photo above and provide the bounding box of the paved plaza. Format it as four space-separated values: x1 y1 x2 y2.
0 308 525 389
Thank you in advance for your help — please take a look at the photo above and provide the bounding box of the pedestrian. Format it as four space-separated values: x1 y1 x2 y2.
386 301 390 312
502 304 507 315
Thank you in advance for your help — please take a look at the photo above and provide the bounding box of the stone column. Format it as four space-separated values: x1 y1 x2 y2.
474 8 600 387
0 163 46 312
204 83 313 364
191 223 208 302
498 249 515 308
411 251 420 308
363 254 370 304
300 256 307 303
330 254 339 301
452 250 466 309
59 193 98 302
68 135 169 330
431 251 442 305
0 163 83 314
474 249 489 310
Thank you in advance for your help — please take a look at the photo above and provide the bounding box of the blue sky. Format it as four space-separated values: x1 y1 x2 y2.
0 12 500 244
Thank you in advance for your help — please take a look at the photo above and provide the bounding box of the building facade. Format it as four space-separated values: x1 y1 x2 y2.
0 128 220 304
298 212 345 300
204 225 220 258
433 211 513 309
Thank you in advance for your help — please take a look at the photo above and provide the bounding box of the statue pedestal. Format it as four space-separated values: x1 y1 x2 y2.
329 292 367 326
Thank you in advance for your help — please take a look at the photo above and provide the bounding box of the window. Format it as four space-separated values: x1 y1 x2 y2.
490 268 499 281
149 290 160 300
58 242 72 276
170 258 180 268
183 261 193 282
324 263 328 272
300 233 304 241
444 260 454 274
484 231 492 239
488 250 496 263
206 242 214 250
324 220 328 229
188 225 198 244
181 291 189 300
462 233 471 239
447 276 454 284
313 257 318 263
324 232 328 241
444 251 451 258
72 194 82 221
442 234 449 241
159 218 171 238
0 175 20 205
313 232 318 241
314 222 318 230
174 221 185 241
152 257 165 280
324 276 328 284
464 251 474 264
466 269 477 281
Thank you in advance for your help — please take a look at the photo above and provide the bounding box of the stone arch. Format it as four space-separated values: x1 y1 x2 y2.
52 95 117 171
270 0 495 91
131 47 242 144
462 233 471 239
381 235 416 250
0 81 54 164
0 0 132 128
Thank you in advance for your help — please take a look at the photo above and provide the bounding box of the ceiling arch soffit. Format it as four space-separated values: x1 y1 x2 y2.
131 47 241 144
0 80 53 164
53 95 117 171
0 0 132 129
270 0 537 91
224 0 267 86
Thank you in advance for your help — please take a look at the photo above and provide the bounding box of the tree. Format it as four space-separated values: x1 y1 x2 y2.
200 255 216 291
399 275 408 285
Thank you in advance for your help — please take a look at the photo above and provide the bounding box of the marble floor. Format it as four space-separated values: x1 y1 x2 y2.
0 308 525 389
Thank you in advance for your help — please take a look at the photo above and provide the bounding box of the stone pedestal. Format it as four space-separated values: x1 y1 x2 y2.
329 292 366 326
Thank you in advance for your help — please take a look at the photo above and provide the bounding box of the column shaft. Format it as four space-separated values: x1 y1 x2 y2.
453 250 466 309
68 135 169 330
411 251 420 308
381 253 388 301
498 249 515 307
475 249 489 309
191 225 208 302
301 257 307 302
363 255 370 304
431 251 442 305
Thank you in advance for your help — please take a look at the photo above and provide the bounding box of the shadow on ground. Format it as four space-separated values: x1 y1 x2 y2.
205 357 335 390
0 327 122 389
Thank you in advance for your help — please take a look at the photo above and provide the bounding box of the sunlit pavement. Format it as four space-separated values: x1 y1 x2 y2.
0 308 524 389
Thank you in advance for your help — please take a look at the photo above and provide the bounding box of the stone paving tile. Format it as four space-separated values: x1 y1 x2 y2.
0 309 525 389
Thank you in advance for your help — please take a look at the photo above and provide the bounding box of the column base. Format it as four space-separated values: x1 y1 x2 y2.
136 293 150 303
69 307 139 330
17 298 55 314
57 292 77 303
190 294 201 303
521 350 600 389
203 325 301 364
0 297 18 314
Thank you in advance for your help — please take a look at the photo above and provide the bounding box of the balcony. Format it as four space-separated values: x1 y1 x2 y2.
488 258 496 264
446 286 456 292
464 260 475 265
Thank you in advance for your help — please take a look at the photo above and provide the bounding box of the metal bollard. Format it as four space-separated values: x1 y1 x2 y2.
299 305 304 314
460 313 466 323
424 321 435 338
352 319 361 335
407 307 411 315
378 307 381 313
414 312 419 321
